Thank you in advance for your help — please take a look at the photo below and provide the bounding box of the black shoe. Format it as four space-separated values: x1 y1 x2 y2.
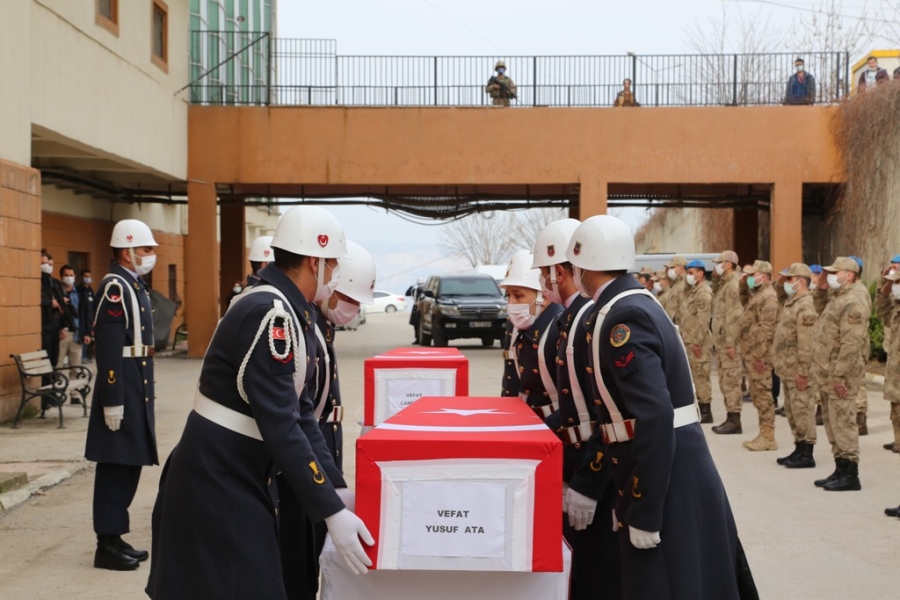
699 403 713 424
814 459 842 488
823 459 861 492
885 506 900 518
784 443 816 469
775 406 785 417
712 413 742 435
94 537 140 571
777 443 800 466
114 537 149 562
884 442 897 451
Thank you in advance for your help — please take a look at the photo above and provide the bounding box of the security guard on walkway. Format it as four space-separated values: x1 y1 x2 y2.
85 219 159 571
147 207 372 599
568 215 755 599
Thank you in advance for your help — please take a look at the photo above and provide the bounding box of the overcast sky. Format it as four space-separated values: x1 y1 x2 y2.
273 0 891 290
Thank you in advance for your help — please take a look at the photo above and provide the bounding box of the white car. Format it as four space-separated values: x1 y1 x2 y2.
370 290 407 313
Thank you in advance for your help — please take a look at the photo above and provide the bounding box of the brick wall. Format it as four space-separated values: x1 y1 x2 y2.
0 160 42 423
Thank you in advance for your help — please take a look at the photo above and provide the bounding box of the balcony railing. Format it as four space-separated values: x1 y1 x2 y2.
188 34 850 108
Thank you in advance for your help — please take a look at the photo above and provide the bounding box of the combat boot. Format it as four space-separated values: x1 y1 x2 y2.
784 443 816 469
856 412 868 436
699 403 713 424
712 412 742 435
883 442 896 451
777 442 801 466
815 405 823 426
884 505 900 518
823 459 861 491
814 458 841 488
742 426 777 451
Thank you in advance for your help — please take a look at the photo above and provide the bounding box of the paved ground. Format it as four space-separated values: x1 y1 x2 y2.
1 311 898 598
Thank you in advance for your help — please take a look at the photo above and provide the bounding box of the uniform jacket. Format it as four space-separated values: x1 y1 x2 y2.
84 262 157 466
509 304 564 413
147 264 345 600
876 291 900 401
76 283 95 342
485 74 517 99
313 305 343 471
585 275 746 600
680 280 713 357
658 288 676 322
812 283 869 385
712 270 742 350
500 319 522 397
738 282 778 363
773 292 817 380
668 275 686 326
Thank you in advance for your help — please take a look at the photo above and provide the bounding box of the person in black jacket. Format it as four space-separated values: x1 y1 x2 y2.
40 250 64 378
77 269 96 362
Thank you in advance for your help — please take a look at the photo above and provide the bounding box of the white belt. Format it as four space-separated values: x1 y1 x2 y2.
193 392 263 441
123 345 152 358
563 420 595 446
600 404 699 445
325 406 343 424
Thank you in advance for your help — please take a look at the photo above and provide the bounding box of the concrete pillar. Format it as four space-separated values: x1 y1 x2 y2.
219 205 245 314
733 208 759 266
770 181 803 273
185 181 219 358
578 178 608 219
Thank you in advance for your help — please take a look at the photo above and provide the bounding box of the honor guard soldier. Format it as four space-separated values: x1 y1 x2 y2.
711 251 745 435
532 219 622 600
811 257 870 492
147 207 372 600
773 263 818 469
500 316 523 397
227 235 274 305
86 219 159 571
681 260 714 423
498 250 564 419
568 215 756 600
280 240 376 600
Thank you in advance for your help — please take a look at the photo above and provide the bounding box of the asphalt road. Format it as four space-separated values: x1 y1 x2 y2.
1 311 898 598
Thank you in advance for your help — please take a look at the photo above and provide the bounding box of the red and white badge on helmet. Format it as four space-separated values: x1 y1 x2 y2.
317 234 329 247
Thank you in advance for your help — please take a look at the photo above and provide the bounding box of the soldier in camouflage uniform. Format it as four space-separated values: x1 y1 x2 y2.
773 264 819 469
738 260 779 451
653 269 675 317
877 267 900 454
485 61 517 107
664 255 687 326
711 251 745 435
681 260 714 423
812 257 869 492
848 257 870 436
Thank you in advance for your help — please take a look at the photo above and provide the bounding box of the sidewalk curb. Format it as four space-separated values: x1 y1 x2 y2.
0 462 90 512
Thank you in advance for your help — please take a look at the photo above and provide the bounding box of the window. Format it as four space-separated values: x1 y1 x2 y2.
96 0 119 36
67 252 90 280
168 264 182 308
151 0 169 72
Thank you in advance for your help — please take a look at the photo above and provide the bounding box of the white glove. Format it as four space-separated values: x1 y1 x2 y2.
629 526 661 550
336 487 356 512
564 488 597 531
562 482 570 513
325 508 374 575
103 405 124 432
611 509 619 532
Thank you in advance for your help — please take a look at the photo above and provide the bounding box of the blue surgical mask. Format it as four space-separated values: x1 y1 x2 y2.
747 276 757 289
497 68 505 75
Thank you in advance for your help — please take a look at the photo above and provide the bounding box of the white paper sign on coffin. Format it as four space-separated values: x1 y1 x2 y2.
376 368 457 424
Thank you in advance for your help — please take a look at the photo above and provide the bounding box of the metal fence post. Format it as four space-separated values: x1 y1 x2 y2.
732 54 738 106
434 56 438 106
265 33 272 106
533 56 537 106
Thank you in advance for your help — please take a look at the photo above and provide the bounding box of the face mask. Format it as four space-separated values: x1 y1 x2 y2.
134 253 156 276
497 68 505 75
507 303 537 330
826 273 841 290
796 65 804 73
573 266 588 296
232 285 242 294
890 268 897 276
686 274 697 287
41 263 53 275
892 284 900 301
746 276 757 289
652 282 662 295
540 273 562 304
667 268 677 280
869 64 878 71
714 263 725 276
324 298 360 326
82 277 92 285
784 281 798 296
314 261 341 303
62 276 75 286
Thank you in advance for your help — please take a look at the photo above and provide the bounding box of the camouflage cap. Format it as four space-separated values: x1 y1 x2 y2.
638 265 656 276
665 255 687 268
743 260 773 275
886 270 900 282
652 269 667 281
823 256 860 274
779 262 813 279
713 250 739 264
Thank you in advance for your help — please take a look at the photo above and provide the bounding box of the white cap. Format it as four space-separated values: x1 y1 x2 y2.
566 215 636 272
499 250 542 291
110 219 158 248
248 235 274 262
271 206 348 259
532 219 581 268
337 241 376 304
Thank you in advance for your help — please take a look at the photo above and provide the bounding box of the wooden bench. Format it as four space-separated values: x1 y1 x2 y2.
172 322 188 351
9 350 93 429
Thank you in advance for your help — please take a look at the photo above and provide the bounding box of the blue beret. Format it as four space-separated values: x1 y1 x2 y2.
809 264 823 274
891 255 900 264
686 259 705 269
849 255 863 268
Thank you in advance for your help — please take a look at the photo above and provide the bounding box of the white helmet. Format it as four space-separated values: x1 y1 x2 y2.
110 219 157 248
532 219 581 268
248 235 274 263
566 215 636 272
337 241 376 304
271 206 348 258
500 250 542 291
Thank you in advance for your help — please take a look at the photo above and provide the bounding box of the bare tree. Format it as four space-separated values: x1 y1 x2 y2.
882 1 900 43
439 211 516 268
506 207 568 243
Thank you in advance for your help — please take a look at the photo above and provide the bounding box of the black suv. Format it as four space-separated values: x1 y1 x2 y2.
417 274 508 347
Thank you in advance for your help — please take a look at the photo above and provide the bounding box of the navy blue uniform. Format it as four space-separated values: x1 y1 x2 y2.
586 275 753 600
507 304 564 416
85 263 158 537
545 294 621 600
147 264 345 600
500 319 521 397
280 305 344 600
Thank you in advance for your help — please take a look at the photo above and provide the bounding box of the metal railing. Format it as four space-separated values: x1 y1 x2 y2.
187 35 850 108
